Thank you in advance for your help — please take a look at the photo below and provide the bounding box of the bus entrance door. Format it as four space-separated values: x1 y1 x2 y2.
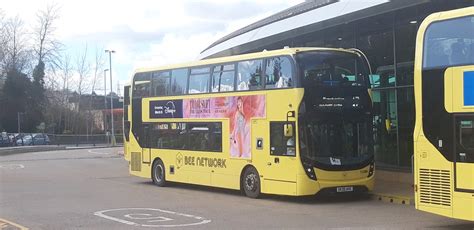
454 116 474 192
263 122 298 195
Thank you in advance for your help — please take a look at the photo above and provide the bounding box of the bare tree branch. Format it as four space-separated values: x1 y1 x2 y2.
2 15 29 73
0 9 6 72
75 44 91 97
34 4 61 63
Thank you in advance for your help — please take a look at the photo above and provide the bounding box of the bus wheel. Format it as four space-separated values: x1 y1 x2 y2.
152 159 166 187
242 167 261 198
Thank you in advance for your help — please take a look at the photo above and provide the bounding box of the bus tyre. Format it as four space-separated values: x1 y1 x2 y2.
242 167 261 198
152 159 166 187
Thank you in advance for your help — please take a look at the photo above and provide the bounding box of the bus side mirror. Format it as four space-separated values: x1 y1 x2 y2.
284 124 294 137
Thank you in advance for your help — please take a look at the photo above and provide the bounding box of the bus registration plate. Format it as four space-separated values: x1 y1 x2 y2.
336 186 353 193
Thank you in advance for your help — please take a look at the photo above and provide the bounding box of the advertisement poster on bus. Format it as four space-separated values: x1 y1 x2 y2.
183 95 266 159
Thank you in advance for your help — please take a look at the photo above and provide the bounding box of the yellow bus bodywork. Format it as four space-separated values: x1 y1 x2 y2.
126 48 374 197
414 6 474 221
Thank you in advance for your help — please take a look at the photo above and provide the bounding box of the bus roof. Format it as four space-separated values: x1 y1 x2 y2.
133 47 358 75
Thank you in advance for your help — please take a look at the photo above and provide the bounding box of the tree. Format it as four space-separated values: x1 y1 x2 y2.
71 44 91 133
0 69 31 132
2 15 29 74
87 47 105 134
0 15 31 132
56 53 73 133
0 9 6 130
33 4 61 68
75 44 91 98
28 60 46 129
31 4 61 133
0 9 6 74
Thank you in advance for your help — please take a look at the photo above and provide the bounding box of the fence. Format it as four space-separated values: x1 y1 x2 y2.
48 134 124 146
0 133 123 147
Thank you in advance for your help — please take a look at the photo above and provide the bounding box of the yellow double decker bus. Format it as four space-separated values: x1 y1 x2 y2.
414 7 474 221
124 47 375 198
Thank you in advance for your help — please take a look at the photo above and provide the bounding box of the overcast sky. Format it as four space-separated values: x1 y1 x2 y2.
2 0 303 95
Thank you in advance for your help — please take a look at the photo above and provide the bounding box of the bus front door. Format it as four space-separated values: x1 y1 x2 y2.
264 122 298 195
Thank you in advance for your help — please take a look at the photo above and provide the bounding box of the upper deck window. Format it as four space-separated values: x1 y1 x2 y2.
265 56 293 88
212 64 235 92
189 67 210 94
237 59 263 91
170 68 188 95
152 71 171 96
423 16 474 69
133 72 151 98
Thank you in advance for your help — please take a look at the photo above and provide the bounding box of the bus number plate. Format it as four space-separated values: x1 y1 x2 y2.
336 186 353 193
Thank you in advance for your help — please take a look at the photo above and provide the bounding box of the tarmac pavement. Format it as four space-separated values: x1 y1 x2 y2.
0 148 473 229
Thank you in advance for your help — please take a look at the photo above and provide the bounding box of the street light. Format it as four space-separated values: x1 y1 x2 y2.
105 49 116 146
17 112 24 133
103 68 109 134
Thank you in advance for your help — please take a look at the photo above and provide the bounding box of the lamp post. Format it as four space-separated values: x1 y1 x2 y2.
105 49 116 146
17 112 22 133
103 68 109 134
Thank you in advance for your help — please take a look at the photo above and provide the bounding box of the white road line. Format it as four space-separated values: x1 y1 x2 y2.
94 208 211 228
0 164 25 170
32 151 63 155
88 149 112 155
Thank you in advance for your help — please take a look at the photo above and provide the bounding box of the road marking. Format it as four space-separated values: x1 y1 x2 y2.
94 208 211 228
88 149 112 155
0 164 25 170
0 218 28 230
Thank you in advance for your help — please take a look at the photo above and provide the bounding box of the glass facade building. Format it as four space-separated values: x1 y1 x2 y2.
201 0 474 169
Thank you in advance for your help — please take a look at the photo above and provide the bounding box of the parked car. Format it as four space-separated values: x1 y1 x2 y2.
16 134 32 146
15 133 50 146
0 132 11 147
9 133 21 146
32 133 50 145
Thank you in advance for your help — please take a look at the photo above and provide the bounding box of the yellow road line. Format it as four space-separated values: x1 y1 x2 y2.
0 218 28 230
370 193 414 205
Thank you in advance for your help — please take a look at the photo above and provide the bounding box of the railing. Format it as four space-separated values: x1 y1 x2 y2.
0 133 124 147
48 134 124 146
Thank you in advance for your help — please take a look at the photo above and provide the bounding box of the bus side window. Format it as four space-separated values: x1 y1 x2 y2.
149 122 222 152
133 72 151 98
170 68 188 95
212 64 235 92
152 71 171 96
237 59 263 91
265 56 293 89
189 67 210 94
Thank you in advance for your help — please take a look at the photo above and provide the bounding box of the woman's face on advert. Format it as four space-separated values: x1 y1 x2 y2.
237 98 243 112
